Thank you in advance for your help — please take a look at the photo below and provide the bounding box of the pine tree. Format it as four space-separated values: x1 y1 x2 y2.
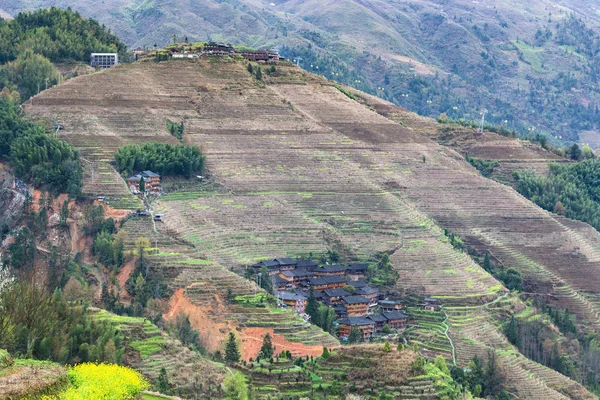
59 200 69 228
259 333 274 359
157 367 170 394
256 66 263 80
483 253 492 272
504 316 520 347
306 287 320 324
225 332 240 364
139 176 145 194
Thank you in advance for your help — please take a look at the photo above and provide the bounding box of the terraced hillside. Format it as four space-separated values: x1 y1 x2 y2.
24 58 600 398
92 309 224 398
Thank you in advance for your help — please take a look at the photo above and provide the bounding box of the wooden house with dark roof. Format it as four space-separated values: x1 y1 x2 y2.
278 269 314 287
322 288 351 306
274 258 297 270
277 291 307 313
342 295 369 316
273 275 289 291
314 265 347 277
296 259 319 271
367 314 388 330
338 317 374 340
382 311 409 329
379 300 403 312
346 263 369 280
348 280 368 289
355 286 379 308
252 259 281 275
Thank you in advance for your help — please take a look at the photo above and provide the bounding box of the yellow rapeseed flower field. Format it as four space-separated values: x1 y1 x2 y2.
42 363 149 400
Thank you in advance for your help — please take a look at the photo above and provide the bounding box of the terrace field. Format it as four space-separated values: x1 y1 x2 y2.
23 57 600 398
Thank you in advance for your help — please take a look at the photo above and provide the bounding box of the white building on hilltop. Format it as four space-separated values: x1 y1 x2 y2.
91 53 119 68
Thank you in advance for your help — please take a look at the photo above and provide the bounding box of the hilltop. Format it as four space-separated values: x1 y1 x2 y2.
5 0 600 144
22 54 600 398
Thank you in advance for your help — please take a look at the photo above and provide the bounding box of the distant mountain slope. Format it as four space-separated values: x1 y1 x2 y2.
5 0 600 143
0 9 11 19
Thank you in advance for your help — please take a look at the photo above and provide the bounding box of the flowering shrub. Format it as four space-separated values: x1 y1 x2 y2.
43 363 148 400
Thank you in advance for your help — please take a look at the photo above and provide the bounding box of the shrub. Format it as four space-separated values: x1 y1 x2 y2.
0 348 13 369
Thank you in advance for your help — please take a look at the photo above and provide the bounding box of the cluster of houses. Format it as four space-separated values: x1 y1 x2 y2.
126 171 162 195
169 42 282 63
252 258 439 340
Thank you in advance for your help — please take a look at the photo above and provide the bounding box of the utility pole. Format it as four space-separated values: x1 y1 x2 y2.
477 109 487 134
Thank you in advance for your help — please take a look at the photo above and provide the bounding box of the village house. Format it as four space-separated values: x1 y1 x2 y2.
338 317 375 341
273 275 289 291
302 276 347 291
333 304 347 318
342 295 370 316
278 269 314 288
274 258 297 271
277 292 307 313
355 286 379 308
379 300 403 312
296 259 319 271
322 288 351 306
346 263 369 280
314 265 347 277
252 259 281 275
367 314 388 331
348 280 368 289
382 311 409 330
423 297 441 311
127 171 161 194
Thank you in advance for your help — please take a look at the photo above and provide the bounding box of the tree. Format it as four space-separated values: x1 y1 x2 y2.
225 332 240 364
570 143 582 160
59 200 69 228
305 287 320 324
383 341 391 353
553 201 566 215
9 227 35 270
0 50 59 100
223 370 248 400
322 346 330 359
139 176 145 194
483 253 491 272
256 66 263 80
502 268 523 291
258 266 274 295
504 316 520 347
259 333 274 359
484 350 505 396
347 327 363 343
157 367 170 394
247 63 253 74
434 355 449 374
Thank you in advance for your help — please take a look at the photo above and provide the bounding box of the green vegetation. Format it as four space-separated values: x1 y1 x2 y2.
225 332 240 364
0 93 82 195
367 253 399 287
0 283 124 364
0 7 128 100
166 120 184 141
114 142 205 179
515 159 600 231
465 154 499 178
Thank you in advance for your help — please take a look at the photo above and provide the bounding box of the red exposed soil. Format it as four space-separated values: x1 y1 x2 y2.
238 327 326 361
116 258 135 302
164 289 329 360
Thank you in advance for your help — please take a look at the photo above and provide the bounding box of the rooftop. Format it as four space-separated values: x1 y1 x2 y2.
274 258 297 266
323 288 351 297
277 291 307 301
367 314 387 323
342 295 369 305
338 317 374 326
356 286 378 296
316 265 347 273
347 263 369 271
382 311 408 320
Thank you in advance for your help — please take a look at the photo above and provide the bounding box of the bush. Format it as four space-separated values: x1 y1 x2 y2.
0 349 13 369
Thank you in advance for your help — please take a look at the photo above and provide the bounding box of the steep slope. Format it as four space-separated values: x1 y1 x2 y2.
5 0 600 143
23 58 598 399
